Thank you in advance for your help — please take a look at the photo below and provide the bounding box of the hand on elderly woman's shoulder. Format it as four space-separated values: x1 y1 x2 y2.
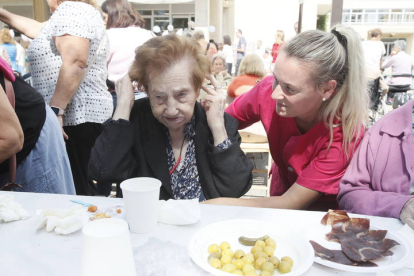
400 198 414 230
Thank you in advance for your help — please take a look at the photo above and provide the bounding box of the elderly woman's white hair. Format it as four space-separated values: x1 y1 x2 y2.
211 53 226 65
393 40 406 51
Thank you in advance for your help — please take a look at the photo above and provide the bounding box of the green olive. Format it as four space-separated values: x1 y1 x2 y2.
208 252 222 263
278 260 292 274
261 262 274 273
281 256 294 266
268 256 280 269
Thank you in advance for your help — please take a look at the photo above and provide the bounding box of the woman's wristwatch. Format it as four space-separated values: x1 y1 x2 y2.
51 106 65 116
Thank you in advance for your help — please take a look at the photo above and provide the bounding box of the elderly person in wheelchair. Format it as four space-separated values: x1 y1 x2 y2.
381 40 414 107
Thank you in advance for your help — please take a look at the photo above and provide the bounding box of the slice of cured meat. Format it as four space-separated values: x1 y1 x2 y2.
309 240 378 267
326 218 370 243
321 210 350 226
339 233 400 262
322 211 400 262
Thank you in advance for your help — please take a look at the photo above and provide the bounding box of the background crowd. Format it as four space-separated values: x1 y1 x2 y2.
0 0 413 229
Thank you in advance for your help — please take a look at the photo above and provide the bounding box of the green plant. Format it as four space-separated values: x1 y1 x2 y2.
317 14 328 31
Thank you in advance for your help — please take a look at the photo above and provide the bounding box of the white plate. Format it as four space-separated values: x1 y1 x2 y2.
188 219 314 276
306 222 413 273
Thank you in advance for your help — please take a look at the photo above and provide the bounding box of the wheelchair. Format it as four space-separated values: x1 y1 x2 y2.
367 73 413 125
385 74 413 109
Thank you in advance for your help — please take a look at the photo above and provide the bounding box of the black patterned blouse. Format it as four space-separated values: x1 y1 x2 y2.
166 117 232 201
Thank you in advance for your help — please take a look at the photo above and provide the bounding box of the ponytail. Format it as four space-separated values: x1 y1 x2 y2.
282 24 368 157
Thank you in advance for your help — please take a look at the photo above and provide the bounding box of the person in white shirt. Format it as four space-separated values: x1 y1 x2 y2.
222 35 234 75
254 40 265 57
362 28 388 103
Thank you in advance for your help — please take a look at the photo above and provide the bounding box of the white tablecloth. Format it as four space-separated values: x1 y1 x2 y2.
0 191 412 276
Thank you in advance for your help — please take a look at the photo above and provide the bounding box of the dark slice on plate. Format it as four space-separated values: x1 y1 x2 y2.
322 210 400 262
309 240 378 267
340 234 400 262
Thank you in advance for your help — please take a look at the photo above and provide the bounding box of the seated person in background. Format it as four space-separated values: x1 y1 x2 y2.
381 40 414 102
0 58 75 194
338 100 414 229
205 25 368 211
89 35 253 200
227 53 266 98
206 39 218 59
209 54 232 88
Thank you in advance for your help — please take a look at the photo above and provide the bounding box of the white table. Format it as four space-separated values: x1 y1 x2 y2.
0 191 412 276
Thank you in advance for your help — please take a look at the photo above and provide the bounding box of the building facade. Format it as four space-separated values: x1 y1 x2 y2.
1 0 413 54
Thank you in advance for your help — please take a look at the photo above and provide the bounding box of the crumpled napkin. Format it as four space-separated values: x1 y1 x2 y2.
398 223 414 269
36 206 89 235
157 198 200 225
0 194 30 222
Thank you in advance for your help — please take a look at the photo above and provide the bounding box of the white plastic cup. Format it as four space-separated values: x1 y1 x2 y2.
80 218 136 276
120 177 161 234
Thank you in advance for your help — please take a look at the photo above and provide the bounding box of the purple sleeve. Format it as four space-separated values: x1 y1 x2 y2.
338 133 412 219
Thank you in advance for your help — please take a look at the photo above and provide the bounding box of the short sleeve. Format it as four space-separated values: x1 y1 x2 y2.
226 75 273 129
296 131 357 195
47 2 97 40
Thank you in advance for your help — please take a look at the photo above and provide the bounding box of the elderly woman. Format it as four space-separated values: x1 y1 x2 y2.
210 54 232 88
0 0 113 195
207 25 368 210
339 100 414 229
227 53 266 98
89 35 253 200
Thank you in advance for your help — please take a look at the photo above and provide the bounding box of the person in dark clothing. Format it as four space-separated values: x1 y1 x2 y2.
89 35 253 200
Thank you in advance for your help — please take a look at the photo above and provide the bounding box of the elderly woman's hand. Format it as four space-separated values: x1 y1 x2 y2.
201 75 228 146
400 198 414 229
113 74 135 121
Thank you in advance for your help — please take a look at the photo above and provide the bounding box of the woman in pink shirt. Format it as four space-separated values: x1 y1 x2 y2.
206 25 369 210
102 0 154 83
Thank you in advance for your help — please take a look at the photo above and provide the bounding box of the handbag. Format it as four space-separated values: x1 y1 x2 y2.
0 76 22 191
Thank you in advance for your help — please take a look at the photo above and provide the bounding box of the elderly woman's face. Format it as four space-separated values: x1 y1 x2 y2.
148 59 198 133
213 58 225 74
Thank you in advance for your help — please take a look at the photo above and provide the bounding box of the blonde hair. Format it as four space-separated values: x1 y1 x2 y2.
237 53 266 77
282 24 368 157
275 30 284 45
0 29 13 44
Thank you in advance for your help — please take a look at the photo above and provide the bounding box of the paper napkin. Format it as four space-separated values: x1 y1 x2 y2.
157 198 200 225
0 194 30 222
36 206 89 235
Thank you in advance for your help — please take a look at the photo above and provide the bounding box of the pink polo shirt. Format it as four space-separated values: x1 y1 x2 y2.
226 76 363 210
